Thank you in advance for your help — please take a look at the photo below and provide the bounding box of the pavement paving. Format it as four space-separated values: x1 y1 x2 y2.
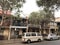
0 39 21 44
0 39 60 45
29 40 60 45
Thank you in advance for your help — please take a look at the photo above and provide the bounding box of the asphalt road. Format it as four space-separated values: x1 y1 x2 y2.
0 40 60 45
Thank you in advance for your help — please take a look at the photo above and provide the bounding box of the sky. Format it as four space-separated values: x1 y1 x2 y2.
13 0 60 18
55 10 60 17
22 0 40 14
21 0 40 17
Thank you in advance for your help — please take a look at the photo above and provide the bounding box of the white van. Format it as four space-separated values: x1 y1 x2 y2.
22 32 43 43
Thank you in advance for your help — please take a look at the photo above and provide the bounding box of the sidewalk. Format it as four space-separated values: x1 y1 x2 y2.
0 39 21 44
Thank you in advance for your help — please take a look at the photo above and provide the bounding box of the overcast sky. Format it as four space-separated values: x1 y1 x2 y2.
13 0 60 18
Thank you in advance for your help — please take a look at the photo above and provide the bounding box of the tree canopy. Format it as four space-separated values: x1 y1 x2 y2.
36 0 56 22
29 12 39 25
36 0 60 10
0 0 25 11
29 10 54 29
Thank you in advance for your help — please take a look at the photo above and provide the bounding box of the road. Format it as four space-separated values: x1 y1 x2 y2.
0 40 60 45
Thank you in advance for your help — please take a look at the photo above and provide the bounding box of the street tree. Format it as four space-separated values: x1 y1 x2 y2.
0 0 25 11
36 0 57 33
39 10 54 32
29 10 54 33
0 0 25 25
36 0 60 20
29 10 54 25
29 12 39 25
36 0 60 10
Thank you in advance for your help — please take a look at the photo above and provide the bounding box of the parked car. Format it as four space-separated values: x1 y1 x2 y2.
43 33 60 40
22 32 43 43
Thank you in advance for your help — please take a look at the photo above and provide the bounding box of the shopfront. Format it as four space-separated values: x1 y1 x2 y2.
9 26 28 39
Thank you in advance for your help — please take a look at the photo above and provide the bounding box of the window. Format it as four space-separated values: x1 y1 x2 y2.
12 20 20 26
0 30 4 35
32 33 36 36
1 28 5 30
26 34 30 36
0 16 2 24
0 16 2 20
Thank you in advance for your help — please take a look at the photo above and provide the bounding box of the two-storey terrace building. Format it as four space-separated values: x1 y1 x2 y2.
0 9 59 40
0 9 28 40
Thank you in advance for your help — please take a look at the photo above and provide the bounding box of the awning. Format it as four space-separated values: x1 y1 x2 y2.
10 26 27 28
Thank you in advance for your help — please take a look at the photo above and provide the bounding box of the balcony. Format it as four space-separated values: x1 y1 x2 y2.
48 22 58 29
12 23 27 26
12 19 28 26
28 24 41 28
2 20 11 26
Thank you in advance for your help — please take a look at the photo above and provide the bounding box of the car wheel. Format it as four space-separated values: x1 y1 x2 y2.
27 40 31 44
50 38 53 41
38 39 41 42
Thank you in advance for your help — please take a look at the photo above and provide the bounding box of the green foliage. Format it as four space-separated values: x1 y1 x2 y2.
29 12 39 25
29 10 54 28
36 0 60 10
36 0 55 23
0 0 25 11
